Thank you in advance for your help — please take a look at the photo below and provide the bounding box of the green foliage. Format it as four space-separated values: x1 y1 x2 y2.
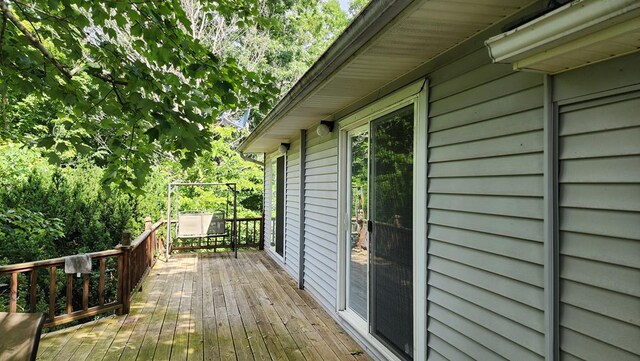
161 126 264 218
0 131 263 265
0 207 64 265
0 144 140 264
0 0 279 189
0 0 367 190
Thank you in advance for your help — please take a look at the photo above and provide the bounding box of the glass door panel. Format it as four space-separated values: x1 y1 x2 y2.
271 156 285 256
348 128 369 321
369 105 414 360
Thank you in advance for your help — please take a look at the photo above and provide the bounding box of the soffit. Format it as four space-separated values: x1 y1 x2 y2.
242 0 535 153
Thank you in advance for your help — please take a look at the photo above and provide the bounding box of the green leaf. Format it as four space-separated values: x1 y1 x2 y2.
37 137 56 148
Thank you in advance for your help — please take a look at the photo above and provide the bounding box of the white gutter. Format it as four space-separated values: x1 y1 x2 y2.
485 0 640 65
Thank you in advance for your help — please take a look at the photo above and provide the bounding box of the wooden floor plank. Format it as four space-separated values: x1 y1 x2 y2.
228 253 291 361
69 315 120 361
155 255 189 360
201 255 220 361
36 252 372 361
37 322 89 360
101 261 166 361
170 255 196 361
136 259 184 360
240 258 307 361
187 254 205 360
242 254 322 360
257 253 365 360
210 254 236 361
120 259 173 360
78 314 127 360
225 253 271 360
220 253 253 361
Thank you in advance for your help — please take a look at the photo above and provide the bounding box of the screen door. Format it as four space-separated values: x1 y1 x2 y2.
369 105 414 360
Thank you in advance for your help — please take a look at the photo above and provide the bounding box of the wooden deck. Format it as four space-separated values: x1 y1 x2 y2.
36 251 370 361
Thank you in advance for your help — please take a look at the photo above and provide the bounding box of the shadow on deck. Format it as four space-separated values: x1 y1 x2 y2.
36 251 370 361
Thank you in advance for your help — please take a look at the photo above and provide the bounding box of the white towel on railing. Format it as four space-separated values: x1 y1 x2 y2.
64 254 91 276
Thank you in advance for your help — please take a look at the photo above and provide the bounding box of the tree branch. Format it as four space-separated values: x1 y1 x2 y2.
1 0 72 79
13 1 43 43
89 71 128 85
1 0 128 87
0 13 6 62
83 88 114 117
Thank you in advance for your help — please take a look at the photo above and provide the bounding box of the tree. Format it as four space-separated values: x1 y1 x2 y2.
0 0 279 190
179 0 359 126
0 0 368 192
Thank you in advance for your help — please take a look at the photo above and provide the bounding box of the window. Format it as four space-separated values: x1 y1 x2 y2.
270 155 285 257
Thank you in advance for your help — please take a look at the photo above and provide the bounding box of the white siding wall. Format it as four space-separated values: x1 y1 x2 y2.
284 139 301 279
427 47 546 360
554 53 640 361
303 128 339 311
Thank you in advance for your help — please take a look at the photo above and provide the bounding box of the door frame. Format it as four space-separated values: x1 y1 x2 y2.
269 153 287 262
337 79 428 361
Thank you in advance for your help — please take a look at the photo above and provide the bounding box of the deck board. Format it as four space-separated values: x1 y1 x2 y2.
37 251 371 360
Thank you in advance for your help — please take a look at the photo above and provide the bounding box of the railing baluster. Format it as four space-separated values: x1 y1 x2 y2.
66 274 73 314
245 220 249 245
30 270 37 312
83 274 89 311
116 254 123 316
49 266 56 320
99 258 106 306
9 272 18 312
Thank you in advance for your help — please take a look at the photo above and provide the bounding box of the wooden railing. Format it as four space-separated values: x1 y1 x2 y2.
171 217 264 252
0 217 164 328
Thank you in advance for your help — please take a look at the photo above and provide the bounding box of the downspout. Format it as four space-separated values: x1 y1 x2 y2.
298 130 306 289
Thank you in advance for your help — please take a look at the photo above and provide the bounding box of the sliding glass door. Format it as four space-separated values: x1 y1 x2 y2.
345 105 414 360
271 156 285 257
370 106 414 359
347 127 369 321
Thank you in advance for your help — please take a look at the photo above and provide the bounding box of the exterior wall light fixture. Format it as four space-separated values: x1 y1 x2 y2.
316 121 334 137
278 143 290 154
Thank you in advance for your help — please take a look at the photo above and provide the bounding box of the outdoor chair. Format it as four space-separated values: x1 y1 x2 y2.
0 312 46 361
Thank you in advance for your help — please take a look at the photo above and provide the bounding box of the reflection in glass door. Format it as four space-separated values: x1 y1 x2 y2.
370 105 414 360
271 156 285 256
347 127 369 321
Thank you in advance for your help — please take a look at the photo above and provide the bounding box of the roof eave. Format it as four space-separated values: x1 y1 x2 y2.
239 0 414 153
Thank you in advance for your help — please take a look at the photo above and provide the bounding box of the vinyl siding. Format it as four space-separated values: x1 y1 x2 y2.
427 47 546 360
303 129 339 311
555 55 640 361
284 139 301 279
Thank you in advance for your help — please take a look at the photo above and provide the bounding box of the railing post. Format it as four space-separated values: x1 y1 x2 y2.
9 272 17 313
145 217 153 268
117 231 132 315
49 267 56 320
